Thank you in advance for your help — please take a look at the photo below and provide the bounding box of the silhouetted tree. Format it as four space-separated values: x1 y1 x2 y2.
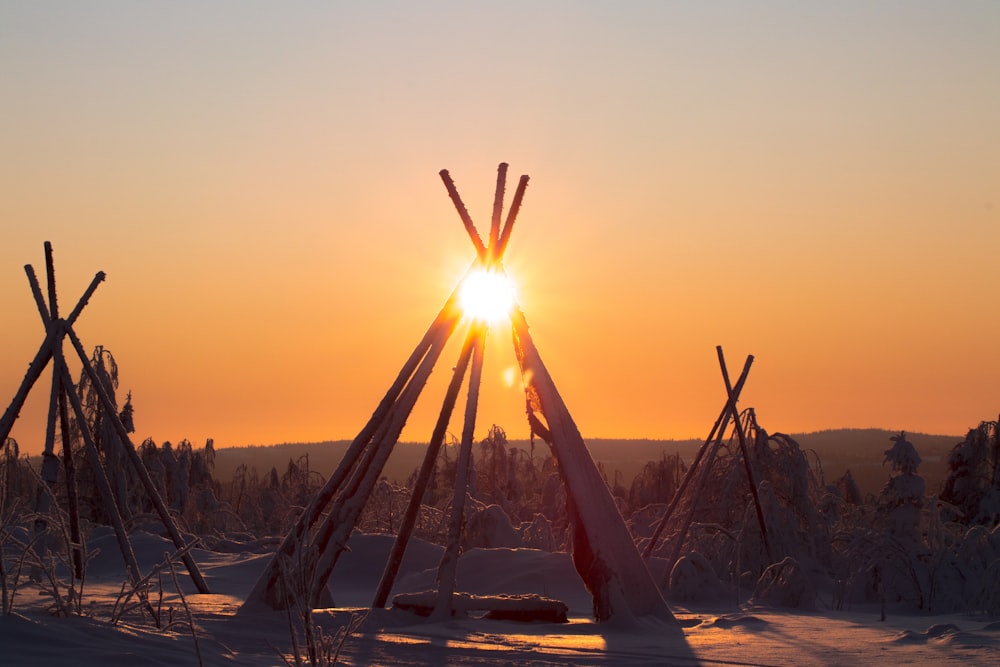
940 419 1000 527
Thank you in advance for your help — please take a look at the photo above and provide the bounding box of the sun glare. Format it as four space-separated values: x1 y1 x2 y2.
459 269 516 324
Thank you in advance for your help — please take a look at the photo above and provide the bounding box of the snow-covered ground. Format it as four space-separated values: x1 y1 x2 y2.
2 530 998 666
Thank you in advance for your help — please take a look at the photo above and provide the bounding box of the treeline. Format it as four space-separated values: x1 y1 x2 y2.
4 411 1000 615
213 429 959 499
3 347 998 615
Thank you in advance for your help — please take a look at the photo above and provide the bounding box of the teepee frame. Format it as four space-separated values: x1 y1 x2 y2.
244 164 674 622
0 242 210 594
642 346 774 584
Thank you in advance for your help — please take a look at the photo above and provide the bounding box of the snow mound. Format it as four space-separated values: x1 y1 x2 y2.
887 621 1000 648
666 552 729 603
699 614 770 629
463 504 522 549
394 546 593 615
85 528 188 577
892 623 961 643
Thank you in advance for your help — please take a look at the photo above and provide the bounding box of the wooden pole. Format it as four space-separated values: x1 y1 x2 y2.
30 349 62 577
642 355 754 558
65 327 211 594
0 329 59 446
28 261 58 500
512 306 675 622
717 347 773 565
489 163 507 256
642 416 723 560
495 175 529 260
432 325 486 620
64 272 106 326
24 264 51 326
58 380 85 578
658 354 754 588
55 355 145 591
44 242 58 321
371 325 479 609
242 282 466 610
661 424 728 589
23 260 84 575
307 313 460 607
32 349 61 518
440 169 487 260
0 266 105 446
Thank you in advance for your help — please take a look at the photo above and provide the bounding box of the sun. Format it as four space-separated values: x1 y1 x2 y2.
459 268 516 324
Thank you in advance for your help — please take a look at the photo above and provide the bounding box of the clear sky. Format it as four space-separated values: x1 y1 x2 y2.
2 2 998 455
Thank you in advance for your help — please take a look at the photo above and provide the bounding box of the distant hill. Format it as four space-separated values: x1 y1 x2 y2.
215 428 963 497
792 428 959 496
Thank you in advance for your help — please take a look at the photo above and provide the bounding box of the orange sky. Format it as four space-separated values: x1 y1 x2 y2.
2 3 999 456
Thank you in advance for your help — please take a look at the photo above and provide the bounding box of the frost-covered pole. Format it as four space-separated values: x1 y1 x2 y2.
31 348 61 565
65 327 211 594
20 256 92 577
432 326 486 620
244 278 466 611
306 310 461 607
660 352 756 588
0 331 57 446
26 258 88 575
717 346 773 565
58 378 84 577
440 169 487 261
55 355 146 597
643 356 754 559
32 248 62 537
495 175 529 260
489 162 507 253
662 429 728 587
0 266 103 447
372 325 478 609
512 306 675 622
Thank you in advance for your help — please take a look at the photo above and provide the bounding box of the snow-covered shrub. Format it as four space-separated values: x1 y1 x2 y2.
357 479 410 535
471 425 551 524
474 425 512 510
1 439 31 513
830 432 953 611
216 453 327 537
627 453 685 514
673 424 830 592
667 551 729 603
751 431 831 567
637 415 833 605
519 513 557 551
462 504 522 550
750 557 817 610
830 469 862 506
827 433 929 609
628 503 667 544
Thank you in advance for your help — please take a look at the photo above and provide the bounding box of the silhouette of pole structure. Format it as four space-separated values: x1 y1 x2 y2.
0 242 210 594
642 346 773 586
244 164 675 623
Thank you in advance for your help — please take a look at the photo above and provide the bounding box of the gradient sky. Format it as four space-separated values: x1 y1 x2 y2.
2 2 998 456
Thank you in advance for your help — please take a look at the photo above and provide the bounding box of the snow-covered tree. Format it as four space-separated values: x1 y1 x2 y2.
940 419 1000 527
880 431 925 544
